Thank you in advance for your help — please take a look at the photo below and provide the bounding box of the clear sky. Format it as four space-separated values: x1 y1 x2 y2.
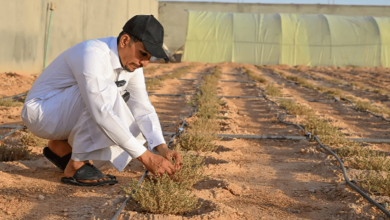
159 0 390 6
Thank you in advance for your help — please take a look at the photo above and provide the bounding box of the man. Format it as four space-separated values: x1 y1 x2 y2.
21 15 182 186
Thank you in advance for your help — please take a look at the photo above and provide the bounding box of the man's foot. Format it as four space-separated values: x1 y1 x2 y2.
64 159 113 184
48 140 72 157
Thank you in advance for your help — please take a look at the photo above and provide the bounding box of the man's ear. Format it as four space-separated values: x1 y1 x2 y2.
120 34 131 49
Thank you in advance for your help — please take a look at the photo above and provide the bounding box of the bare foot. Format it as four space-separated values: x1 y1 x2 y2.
64 159 110 183
48 140 72 157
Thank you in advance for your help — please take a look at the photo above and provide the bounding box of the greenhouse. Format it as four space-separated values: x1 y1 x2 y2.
182 11 390 67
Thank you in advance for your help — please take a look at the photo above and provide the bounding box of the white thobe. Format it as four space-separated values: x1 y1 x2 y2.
21 37 165 171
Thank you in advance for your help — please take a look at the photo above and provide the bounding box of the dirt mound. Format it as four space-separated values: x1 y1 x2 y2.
0 72 36 98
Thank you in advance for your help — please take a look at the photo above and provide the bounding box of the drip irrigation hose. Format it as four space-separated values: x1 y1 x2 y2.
0 126 25 141
0 93 28 101
257 85 390 218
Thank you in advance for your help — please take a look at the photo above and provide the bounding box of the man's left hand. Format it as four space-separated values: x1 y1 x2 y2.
156 144 182 171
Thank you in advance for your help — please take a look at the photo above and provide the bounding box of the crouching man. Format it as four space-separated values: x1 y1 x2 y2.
21 15 182 186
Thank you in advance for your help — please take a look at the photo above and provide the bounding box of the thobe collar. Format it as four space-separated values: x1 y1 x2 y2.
109 37 123 71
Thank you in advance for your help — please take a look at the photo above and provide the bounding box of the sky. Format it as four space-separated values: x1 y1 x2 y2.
159 0 390 6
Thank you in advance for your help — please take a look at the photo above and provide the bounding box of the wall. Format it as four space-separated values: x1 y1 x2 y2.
158 1 390 53
0 0 158 73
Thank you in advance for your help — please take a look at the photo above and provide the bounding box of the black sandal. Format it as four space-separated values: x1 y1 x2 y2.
61 163 118 186
43 147 71 171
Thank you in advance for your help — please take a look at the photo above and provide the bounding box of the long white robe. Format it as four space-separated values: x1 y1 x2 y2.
21 37 165 171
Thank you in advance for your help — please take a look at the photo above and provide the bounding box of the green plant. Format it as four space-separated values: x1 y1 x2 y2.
303 114 346 146
361 171 390 196
0 99 22 107
336 146 370 158
347 155 390 172
265 84 282 97
244 67 267 83
146 66 192 91
193 67 222 119
171 151 206 188
279 99 313 115
125 173 201 215
143 66 159 75
146 78 162 90
286 76 314 89
355 100 390 116
177 118 219 152
0 144 31 161
21 131 47 148
373 89 386 95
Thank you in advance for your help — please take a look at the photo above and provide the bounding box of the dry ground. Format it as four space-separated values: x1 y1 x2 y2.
0 63 389 220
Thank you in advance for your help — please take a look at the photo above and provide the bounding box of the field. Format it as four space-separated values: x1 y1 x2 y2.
1 63 390 219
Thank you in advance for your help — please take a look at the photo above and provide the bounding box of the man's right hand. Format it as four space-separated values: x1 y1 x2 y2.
137 150 176 176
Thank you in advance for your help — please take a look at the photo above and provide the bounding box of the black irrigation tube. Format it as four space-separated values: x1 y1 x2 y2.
0 93 27 101
0 125 26 141
257 84 390 217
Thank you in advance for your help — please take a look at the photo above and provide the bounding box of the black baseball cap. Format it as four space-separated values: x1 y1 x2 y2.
123 15 169 63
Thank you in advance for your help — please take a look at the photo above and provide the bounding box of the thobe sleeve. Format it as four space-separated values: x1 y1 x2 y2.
126 68 166 151
66 47 147 159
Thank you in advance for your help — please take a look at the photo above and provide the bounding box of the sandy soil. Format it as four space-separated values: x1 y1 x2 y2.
0 63 389 220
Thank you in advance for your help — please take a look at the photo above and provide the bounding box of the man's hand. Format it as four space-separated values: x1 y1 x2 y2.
156 144 183 171
137 150 176 176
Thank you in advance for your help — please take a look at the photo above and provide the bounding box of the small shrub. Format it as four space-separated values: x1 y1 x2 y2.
336 146 370 158
125 173 201 215
274 71 286 77
279 100 313 115
265 84 282 97
355 100 390 116
21 131 47 148
146 66 191 91
143 66 159 75
0 144 31 161
373 88 386 95
244 67 267 83
146 78 162 90
171 151 206 188
177 118 219 152
0 99 22 107
286 76 314 89
193 67 222 119
328 78 344 85
316 87 343 98
347 154 390 172
303 114 346 145
361 171 390 196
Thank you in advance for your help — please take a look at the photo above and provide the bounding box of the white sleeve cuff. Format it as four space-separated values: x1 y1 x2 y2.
122 137 147 159
147 132 166 152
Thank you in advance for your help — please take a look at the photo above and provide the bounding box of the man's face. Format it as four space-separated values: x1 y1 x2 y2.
118 34 151 72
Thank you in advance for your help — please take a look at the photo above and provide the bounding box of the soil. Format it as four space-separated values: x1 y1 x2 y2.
0 63 389 220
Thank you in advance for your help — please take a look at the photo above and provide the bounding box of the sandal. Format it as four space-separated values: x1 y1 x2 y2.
61 163 118 186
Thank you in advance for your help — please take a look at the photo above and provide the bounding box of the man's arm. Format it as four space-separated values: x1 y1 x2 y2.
126 68 182 169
